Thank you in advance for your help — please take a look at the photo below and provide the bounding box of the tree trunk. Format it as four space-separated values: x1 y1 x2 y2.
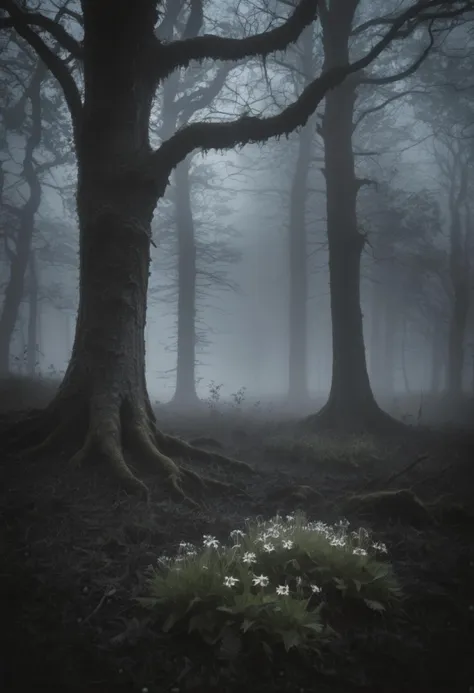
304 0 400 433
171 156 201 408
0 65 43 375
430 316 444 394
400 313 411 395
26 251 38 377
287 120 312 407
21 3 248 500
446 151 470 397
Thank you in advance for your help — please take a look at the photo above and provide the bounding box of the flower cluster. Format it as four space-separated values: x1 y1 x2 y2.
139 511 400 660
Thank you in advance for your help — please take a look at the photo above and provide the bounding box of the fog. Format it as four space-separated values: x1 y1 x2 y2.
1 0 473 417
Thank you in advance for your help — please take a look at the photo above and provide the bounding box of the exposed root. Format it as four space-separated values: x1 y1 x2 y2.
14 393 253 504
157 430 254 473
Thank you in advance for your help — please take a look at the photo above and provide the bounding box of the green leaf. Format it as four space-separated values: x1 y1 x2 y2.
364 599 386 612
219 627 242 660
162 611 180 633
353 579 362 592
304 621 324 634
186 596 203 613
281 630 302 651
241 618 255 633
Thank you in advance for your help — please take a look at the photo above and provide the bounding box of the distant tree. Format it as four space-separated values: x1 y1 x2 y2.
0 61 44 374
413 37 474 396
0 9 74 374
304 0 473 433
150 155 241 405
1 0 471 499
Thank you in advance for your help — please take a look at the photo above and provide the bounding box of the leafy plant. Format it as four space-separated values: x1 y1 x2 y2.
137 513 402 662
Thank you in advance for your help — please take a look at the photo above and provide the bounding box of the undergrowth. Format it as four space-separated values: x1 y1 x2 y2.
138 512 402 664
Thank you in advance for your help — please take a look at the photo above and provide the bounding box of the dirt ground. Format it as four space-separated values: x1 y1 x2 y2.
1 376 474 692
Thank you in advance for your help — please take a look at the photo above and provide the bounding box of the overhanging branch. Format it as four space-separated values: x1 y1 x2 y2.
150 0 460 179
161 0 318 72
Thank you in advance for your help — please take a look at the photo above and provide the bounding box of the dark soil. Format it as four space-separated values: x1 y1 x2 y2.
1 377 474 693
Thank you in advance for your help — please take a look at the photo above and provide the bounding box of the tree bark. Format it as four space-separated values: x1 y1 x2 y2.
304 0 400 433
18 2 250 500
171 156 201 408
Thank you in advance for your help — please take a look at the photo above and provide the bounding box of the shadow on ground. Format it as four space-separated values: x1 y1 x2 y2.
1 376 473 692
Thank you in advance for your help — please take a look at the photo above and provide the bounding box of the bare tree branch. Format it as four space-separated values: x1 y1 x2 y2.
360 21 435 85
0 1 82 58
0 0 82 137
161 0 318 71
353 89 429 130
150 0 466 179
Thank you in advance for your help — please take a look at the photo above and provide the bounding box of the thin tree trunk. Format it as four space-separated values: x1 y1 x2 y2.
287 24 314 408
27 251 38 377
430 317 444 394
400 314 411 395
288 120 312 406
0 65 43 374
171 156 200 408
447 150 469 397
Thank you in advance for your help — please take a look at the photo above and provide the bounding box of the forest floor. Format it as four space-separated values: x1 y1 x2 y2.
1 376 474 693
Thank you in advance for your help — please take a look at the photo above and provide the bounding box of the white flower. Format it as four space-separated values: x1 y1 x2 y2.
263 543 275 553
282 540 294 549
353 547 368 556
223 576 239 587
230 529 245 540
266 528 281 539
203 535 219 549
371 542 387 554
252 574 270 587
276 585 289 596
286 515 295 522
242 551 257 564
311 584 322 594
179 541 194 552
329 537 346 547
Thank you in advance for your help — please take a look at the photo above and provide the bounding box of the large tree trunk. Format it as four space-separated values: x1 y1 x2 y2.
19 3 248 500
171 156 201 409
287 120 312 407
304 0 399 433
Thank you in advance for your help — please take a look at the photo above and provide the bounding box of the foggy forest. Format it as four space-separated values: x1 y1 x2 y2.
1 1 474 692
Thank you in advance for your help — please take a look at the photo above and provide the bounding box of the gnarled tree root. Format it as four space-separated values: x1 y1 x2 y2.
17 395 254 506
